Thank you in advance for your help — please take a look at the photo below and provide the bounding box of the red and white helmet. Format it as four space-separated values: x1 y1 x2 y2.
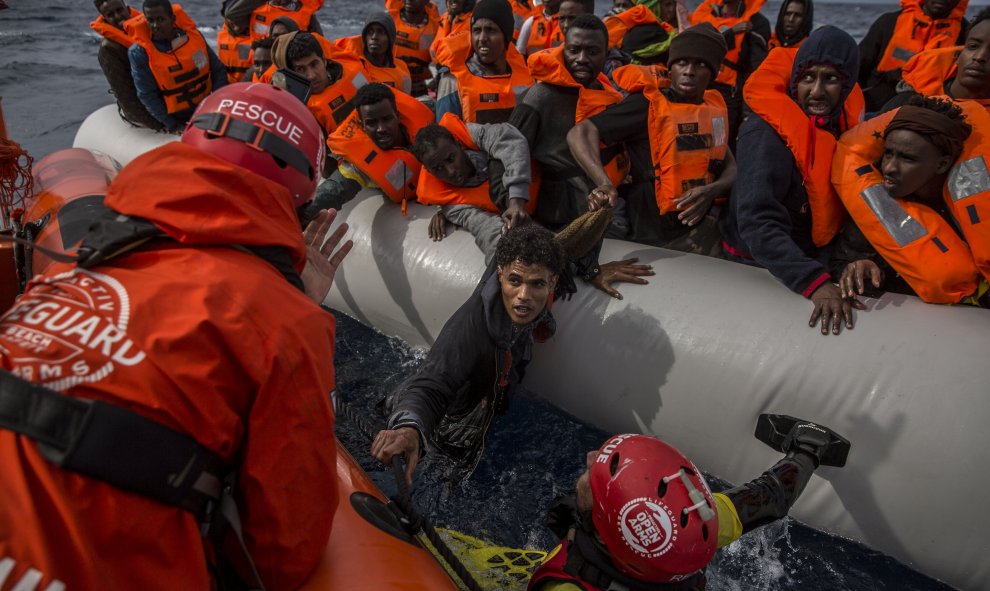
589 434 718 583
182 82 324 207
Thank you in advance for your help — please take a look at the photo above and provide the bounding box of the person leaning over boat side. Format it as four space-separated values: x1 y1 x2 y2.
128 0 228 132
0 83 352 591
858 0 969 114
249 35 275 81
567 24 735 256
90 0 165 131
719 26 865 335
883 8 990 114
767 0 812 50
304 82 434 222
334 11 413 95
434 0 535 124
527 432 834 591
829 96 990 306
371 225 563 482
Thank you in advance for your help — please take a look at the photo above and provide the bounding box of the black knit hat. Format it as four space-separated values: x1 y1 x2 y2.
667 22 728 78
471 0 515 43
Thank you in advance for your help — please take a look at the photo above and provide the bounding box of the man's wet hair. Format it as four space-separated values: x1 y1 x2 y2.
355 83 397 115
287 32 325 63
142 0 173 16
412 124 457 162
251 36 275 51
495 225 566 276
563 0 597 15
973 6 990 26
567 14 609 45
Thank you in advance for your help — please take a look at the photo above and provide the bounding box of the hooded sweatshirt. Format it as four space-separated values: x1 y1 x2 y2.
720 25 859 297
771 0 813 48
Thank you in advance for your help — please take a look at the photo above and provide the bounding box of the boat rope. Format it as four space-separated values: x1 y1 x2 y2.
0 99 33 230
334 395 486 591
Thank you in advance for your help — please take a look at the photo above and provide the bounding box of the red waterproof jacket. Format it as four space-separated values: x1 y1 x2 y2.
0 143 338 591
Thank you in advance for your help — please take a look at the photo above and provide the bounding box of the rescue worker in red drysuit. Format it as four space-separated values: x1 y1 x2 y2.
527 430 835 591
858 0 970 113
884 7 990 114
0 82 354 590
719 26 866 335
128 0 228 132
90 0 165 130
830 96 990 306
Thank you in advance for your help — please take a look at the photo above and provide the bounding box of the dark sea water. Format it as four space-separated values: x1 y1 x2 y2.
1 0 982 589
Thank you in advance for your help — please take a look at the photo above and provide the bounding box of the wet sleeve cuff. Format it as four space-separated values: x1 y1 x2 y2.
801 272 831 299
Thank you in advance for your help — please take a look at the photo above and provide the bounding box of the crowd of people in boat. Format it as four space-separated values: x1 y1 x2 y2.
0 0 985 589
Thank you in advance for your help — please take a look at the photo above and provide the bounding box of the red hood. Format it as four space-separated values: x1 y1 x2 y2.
105 142 307 271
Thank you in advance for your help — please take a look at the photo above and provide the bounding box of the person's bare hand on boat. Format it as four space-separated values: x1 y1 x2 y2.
590 258 655 300
429 210 448 241
501 198 530 230
809 282 863 335
839 259 883 299
587 182 618 211
674 185 718 226
302 209 353 305
371 427 421 486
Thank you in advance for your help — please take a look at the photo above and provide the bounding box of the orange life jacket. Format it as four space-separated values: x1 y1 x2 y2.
528 46 630 186
435 31 534 124
325 91 435 214
431 10 472 59
610 62 670 95
384 0 441 21
416 113 540 213
690 0 767 88
831 102 990 303
742 46 864 246
333 35 413 94
524 10 563 56
129 5 212 115
604 5 673 51
305 62 371 135
901 46 990 114
876 0 968 72
89 7 141 47
249 0 323 41
259 31 339 83
510 0 534 41
389 7 440 85
218 24 253 83
767 32 806 50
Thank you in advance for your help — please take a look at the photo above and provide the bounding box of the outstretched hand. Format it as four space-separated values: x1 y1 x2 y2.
371 427 421 487
808 282 864 335
839 259 883 299
501 198 530 230
590 258 655 300
301 209 353 305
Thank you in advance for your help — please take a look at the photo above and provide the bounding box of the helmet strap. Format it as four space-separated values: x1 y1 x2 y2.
191 112 314 181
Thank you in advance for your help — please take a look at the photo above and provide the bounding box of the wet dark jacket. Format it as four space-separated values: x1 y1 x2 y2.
97 39 166 131
387 267 554 466
720 25 858 296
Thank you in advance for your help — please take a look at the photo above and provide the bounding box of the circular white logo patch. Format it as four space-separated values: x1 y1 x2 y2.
618 497 677 558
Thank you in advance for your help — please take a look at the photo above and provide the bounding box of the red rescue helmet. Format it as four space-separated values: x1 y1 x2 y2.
589 434 718 583
182 82 324 208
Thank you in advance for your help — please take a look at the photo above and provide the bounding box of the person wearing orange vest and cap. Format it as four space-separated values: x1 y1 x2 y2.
0 82 352 591
567 23 735 257
884 7 990 114
217 17 254 83
90 0 164 131
278 31 369 143
388 0 441 96
830 96 990 307
719 26 865 335
517 0 564 58
767 0 812 50
858 0 970 113
249 35 274 81
511 15 655 298
689 0 771 147
221 0 324 41
128 0 228 132
435 0 535 124
334 12 414 94
305 83 434 222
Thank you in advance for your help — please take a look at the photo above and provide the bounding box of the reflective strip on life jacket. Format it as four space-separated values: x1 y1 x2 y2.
249 0 320 41
390 8 440 83
217 26 253 84
416 113 540 213
326 91 434 212
944 101 990 281
90 7 142 48
435 31 534 124
876 0 968 72
305 65 370 135
832 107 983 303
130 6 213 115
690 0 768 88
333 35 413 94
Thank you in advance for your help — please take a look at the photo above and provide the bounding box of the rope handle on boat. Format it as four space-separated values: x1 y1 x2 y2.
334 395 485 591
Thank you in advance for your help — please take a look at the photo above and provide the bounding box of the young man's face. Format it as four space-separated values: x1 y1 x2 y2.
447 0 467 15
291 52 330 93
364 23 391 59
544 0 563 14
660 0 678 26
564 27 607 87
795 63 843 117
881 130 952 200
498 260 557 325
269 22 292 38
253 47 273 79
780 1 805 38
143 5 176 41
419 136 474 185
668 58 712 102
358 99 403 150
556 0 586 36
225 17 248 36
100 0 130 28
404 0 428 14
471 18 507 67
957 20 990 97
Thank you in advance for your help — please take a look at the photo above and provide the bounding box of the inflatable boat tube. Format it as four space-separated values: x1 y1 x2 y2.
74 105 990 591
